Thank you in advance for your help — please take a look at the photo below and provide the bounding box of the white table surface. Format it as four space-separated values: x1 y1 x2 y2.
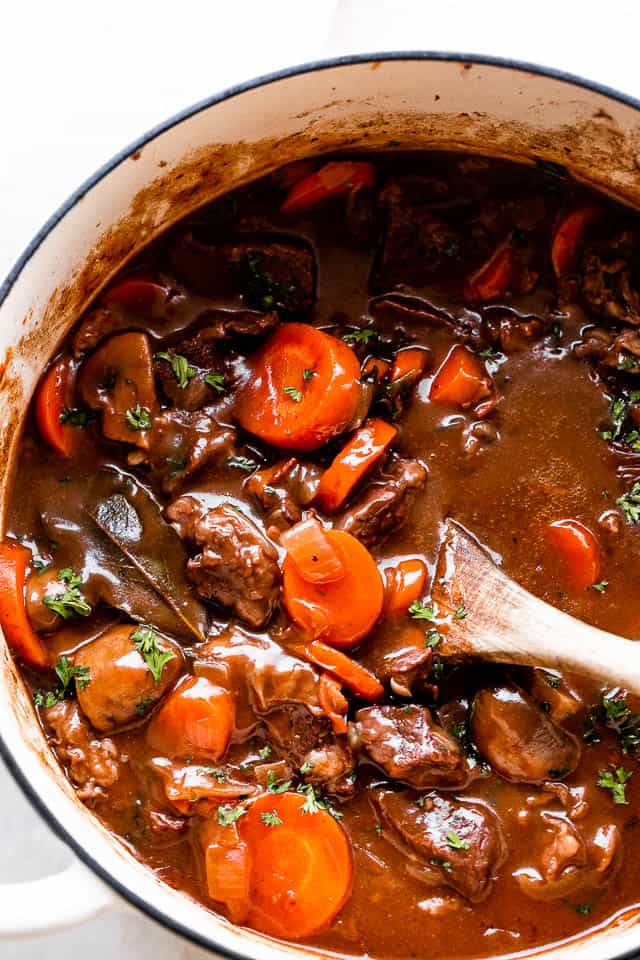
1 0 639 955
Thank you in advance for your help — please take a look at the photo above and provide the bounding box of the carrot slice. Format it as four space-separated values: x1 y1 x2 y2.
295 640 384 700
101 276 169 312
385 558 428 616
283 529 383 648
34 356 77 457
464 244 514 302
201 817 252 924
147 676 234 760
545 519 602 592
0 540 48 668
235 324 361 451
551 205 601 277
315 418 398 513
280 517 345 584
281 161 375 213
390 347 430 383
240 791 353 939
429 345 493 408
273 159 317 190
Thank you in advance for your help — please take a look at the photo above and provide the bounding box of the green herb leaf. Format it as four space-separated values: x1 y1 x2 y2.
617 482 640 524
131 624 175 683
453 604 467 621
297 783 342 819
43 568 92 619
59 407 96 428
33 655 91 708
283 386 303 403
573 902 593 917
125 405 152 431
342 328 377 345
409 600 435 621
425 628 441 648
597 765 633 804
446 830 470 851
135 697 154 716
302 369 317 381
258 745 272 760
592 580 608 593
266 770 292 794
32 556 51 574
217 804 247 826
155 352 196 389
543 671 561 688
430 856 452 873
260 810 283 827
199 766 227 783
204 372 226 394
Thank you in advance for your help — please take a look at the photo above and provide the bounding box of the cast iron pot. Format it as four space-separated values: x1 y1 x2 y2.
1 51 640 958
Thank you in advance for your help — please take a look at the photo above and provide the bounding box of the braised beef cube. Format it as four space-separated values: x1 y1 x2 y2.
166 499 280 628
372 788 505 902
337 456 427 548
148 408 237 494
355 704 470 789
43 700 120 802
373 177 461 291
471 683 580 783
580 228 640 325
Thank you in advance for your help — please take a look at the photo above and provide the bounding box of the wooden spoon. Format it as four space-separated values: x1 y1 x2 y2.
432 518 640 694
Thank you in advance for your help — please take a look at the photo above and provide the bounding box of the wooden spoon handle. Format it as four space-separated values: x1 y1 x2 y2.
436 520 640 694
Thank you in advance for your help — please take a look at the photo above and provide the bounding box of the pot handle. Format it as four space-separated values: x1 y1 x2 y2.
0 858 118 937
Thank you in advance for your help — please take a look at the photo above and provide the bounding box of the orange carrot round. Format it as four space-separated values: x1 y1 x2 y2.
0 541 48 668
315 418 398 513
390 347 430 383
551 205 600 277
147 676 234 760
34 356 77 457
385 558 428 616
101 276 169 312
200 817 252 924
295 640 384 700
281 161 375 213
240 791 353 939
429 345 493 408
545 519 602 592
236 324 361 451
283 530 383 648
464 244 514 302
280 517 345 584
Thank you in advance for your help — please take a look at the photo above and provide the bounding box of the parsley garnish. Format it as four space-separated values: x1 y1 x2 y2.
260 810 283 827
59 407 96 428
303 369 317 381
597 765 633 804
342 328 377 345
430 856 452 873
446 830 469 851
217 805 247 826
453 604 467 620
409 600 435 621
33 655 90 708
299 760 314 775
425 628 441 648
32 556 51 574
283 386 303 403
617 482 640 524
592 581 608 593
135 697 154 717
131 624 175 683
543 671 561 688
297 783 343 819
227 456 257 472
573 902 593 917
204 372 226 393
266 770 291 794
125 405 152 431
43 568 92 619
199 766 227 783
245 252 293 311
155 352 196 389
258 745 272 760
602 696 640 754
375 822 383 835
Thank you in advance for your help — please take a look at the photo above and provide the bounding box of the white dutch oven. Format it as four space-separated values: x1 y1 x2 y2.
1 51 640 958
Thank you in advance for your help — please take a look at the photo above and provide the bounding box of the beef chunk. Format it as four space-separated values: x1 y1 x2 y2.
166 499 280 628
44 700 120 801
574 324 640 375
337 457 427 547
580 229 640 325
246 457 321 535
72 308 127 358
171 232 316 314
471 683 580 784
373 177 461 291
372 788 504 902
75 624 183 732
148 408 237 494
355 704 470 788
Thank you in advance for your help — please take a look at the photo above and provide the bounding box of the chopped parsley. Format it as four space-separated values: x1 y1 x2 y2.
453 604 467 621
430 856 452 873
302 369 317 381
43 568 92 619
375 821 383 835
258 745 272 760
125 405 152 431
199 766 227 783
297 783 342 819
543 671 561 689
573 901 593 917
227 456 257 473
599 394 640 451
446 830 469 851
425 628 442 649
409 600 435 621
585 694 640 754
617 482 640 524
32 556 51 574
592 580 608 593
33 655 90 708
135 697 154 717
204 372 226 393
131 624 175 683
245 252 293 311
59 407 96 428
597 765 633 804
266 770 291 794
342 328 377 345
260 810 283 827
283 386 303 403
155 352 196 389
299 760 314 775
217 804 247 826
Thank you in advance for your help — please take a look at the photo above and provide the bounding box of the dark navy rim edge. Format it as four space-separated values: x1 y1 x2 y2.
2 49 640 959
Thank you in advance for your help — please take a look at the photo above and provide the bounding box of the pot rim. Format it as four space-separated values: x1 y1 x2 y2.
2 49 640 959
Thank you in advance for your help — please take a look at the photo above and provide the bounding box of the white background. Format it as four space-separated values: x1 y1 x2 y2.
1 1 639 956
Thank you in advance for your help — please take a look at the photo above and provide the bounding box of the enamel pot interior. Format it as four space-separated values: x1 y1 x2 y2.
1 54 640 960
